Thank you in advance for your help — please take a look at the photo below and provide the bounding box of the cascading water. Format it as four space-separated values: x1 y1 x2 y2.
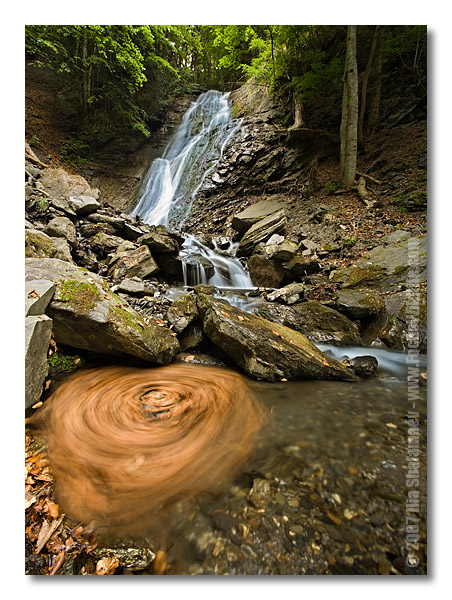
130 90 254 289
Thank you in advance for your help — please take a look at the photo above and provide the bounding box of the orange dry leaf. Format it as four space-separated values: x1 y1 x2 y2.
322 358 330 366
237 315 244 321
96 556 120 576
221 311 230 317
28 289 40 298
104 294 111 300
45 502 60 519
185 355 195 362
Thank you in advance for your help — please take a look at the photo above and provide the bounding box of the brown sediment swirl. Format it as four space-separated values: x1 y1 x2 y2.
28 364 267 535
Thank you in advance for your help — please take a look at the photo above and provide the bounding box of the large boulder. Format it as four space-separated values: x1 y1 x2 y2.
334 289 385 320
107 245 159 280
44 216 77 246
25 314 53 410
39 168 99 203
237 210 287 257
257 300 362 346
330 235 427 292
374 288 427 353
247 254 286 288
25 280 56 316
232 199 287 234
67 195 101 216
137 230 180 254
25 258 179 364
166 292 199 334
196 294 356 382
25 229 73 263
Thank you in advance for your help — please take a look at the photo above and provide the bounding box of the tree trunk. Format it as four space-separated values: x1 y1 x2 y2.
367 26 385 133
340 25 359 190
358 26 380 148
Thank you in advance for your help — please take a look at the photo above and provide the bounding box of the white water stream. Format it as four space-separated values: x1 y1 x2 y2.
130 90 253 289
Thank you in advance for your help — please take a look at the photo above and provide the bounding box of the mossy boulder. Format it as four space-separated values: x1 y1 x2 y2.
247 254 286 288
329 235 427 292
107 245 159 281
334 289 385 320
257 300 362 346
25 229 73 263
167 292 199 334
25 258 179 364
376 289 427 353
196 294 356 382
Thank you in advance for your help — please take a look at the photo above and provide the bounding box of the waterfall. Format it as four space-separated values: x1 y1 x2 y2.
130 90 242 229
130 90 254 289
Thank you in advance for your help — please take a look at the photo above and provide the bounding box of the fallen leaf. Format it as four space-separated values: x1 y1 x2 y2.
237 315 244 321
45 380 52 390
322 358 330 366
280 378 288 382
74 358 81 365
35 515 65 554
185 355 195 362
28 289 40 298
221 311 230 317
32 401 43 409
96 556 119 576
104 294 111 300
45 502 60 519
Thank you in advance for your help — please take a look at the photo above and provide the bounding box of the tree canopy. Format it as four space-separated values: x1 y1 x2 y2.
26 25 427 156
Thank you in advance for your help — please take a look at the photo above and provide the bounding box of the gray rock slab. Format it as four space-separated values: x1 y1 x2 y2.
25 314 53 409
232 199 287 233
25 258 179 364
25 280 56 316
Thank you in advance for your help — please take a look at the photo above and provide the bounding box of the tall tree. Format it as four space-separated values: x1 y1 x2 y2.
367 26 385 133
340 25 359 189
358 25 382 148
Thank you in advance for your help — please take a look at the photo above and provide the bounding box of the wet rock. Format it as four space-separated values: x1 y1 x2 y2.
247 254 286 288
335 289 385 319
107 245 159 281
25 280 56 316
232 199 287 234
257 300 362 346
266 283 306 305
154 253 184 282
179 319 204 350
375 288 427 353
44 216 77 246
197 294 356 382
25 314 53 409
138 230 180 254
193 284 217 295
93 545 155 571
237 210 287 257
167 292 199 334
25 258 179 364
352 356 379 377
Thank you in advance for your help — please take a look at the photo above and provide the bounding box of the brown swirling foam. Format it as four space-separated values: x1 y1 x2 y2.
28 364 267 535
